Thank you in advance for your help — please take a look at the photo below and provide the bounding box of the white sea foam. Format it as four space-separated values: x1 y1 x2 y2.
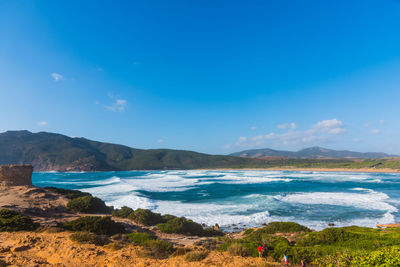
276 191 397 212
39 170 400 231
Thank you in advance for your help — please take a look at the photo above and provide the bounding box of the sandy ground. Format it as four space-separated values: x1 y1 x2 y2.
0 231 280 267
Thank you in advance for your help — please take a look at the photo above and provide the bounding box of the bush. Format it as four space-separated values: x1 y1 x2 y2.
128 209 164 226
184 251 208 262
112 206 134 218
227 243 248 257
259 222 310 234
0 209 39 232
62 216 125 235
45 187 91 199
162 214 178 221
70 232 108 246
140 239 175 259
157 217 204 236
319 227 359 244
67 196 112 214
203 227 224 237
127 232 156 245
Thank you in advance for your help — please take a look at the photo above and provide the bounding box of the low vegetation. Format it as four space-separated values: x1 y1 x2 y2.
45 187 91 199
111 206 134 218
227 243 248 257
218 222 400 265
70 232 108 246
66 196 112 214
111 207 224 236
184 250 209 262
62 216 126 235
128 208 164 226
126 232 175 259
0 209 39 232
126 232 156 245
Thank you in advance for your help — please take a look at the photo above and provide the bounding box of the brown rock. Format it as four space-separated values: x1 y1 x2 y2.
0 165 33 186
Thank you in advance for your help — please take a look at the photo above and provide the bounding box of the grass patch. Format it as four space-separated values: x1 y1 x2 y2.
62 216 126 235
184 250 208 262
127 232 156 245
0 209 39 232
67 196 112 214
70 232 108 246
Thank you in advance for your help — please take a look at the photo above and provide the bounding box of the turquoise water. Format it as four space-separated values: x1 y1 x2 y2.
33 170 400 230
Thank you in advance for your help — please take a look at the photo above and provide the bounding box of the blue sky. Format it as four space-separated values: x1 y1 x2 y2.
1 0 400 154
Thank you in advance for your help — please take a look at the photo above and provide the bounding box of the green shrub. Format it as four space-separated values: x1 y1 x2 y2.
70 232 108 245
203 227 224 237
0 209 39 232
162 214 178 221
112 206 134 218
157 217 204 236
127 232 156 245
45 187 91 199
67 196 112 214
62 216 125 235
140 239 175 259
128 209 164 226
184 250 208 262
319 227 359 244
259 222 310 234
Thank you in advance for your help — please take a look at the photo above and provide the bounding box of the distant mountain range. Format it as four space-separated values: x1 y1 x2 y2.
230 146 398 159
0 131 266 171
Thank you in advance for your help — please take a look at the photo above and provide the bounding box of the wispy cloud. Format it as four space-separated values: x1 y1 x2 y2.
371 129 381 135
157 139 165 144
227 118 346 149
277 122 297 129
37 121 48 126
106 99 127 112
250 126 258 130
50 73 64 82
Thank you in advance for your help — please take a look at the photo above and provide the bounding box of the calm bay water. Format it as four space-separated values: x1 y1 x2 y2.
33 170 400 230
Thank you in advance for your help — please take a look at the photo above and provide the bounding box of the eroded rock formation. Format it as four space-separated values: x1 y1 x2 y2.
0 165 33 186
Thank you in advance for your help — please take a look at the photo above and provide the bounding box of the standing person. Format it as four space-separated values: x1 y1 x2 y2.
262 243 268 256
283 254 288 265
301 259 306 267
257 245 263 257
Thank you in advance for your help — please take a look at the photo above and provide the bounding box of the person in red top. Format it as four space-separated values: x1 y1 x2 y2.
257 245 263 257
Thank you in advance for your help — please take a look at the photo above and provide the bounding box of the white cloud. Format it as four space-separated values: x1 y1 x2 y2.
37 121 48 126
380 120 386 125
50 73 64 82
371 129 381 135
250 126 258 130
229 118 346 149
106 99 127 112
277 122 297 129
157 139 165 144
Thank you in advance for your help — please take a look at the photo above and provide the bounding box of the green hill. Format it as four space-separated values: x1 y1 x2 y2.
0 131 266 171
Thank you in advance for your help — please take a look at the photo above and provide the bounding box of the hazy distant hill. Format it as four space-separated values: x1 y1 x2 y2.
231 146 397 159
0 130 266 171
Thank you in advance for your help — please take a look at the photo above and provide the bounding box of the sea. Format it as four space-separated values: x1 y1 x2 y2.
32 170 400 231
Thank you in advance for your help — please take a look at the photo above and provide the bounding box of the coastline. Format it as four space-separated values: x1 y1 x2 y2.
201 167 400 173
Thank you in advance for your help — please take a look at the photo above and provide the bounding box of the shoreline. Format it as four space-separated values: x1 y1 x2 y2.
199 167 400 173
34 167 400 174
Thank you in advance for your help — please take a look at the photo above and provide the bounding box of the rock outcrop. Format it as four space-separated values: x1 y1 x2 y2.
0 165 33 186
